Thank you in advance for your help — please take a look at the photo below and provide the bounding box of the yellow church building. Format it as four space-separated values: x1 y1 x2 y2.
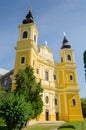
12 9 83 121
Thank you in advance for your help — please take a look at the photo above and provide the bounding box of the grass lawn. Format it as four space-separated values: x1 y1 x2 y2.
58 121 86 130
0 123 60 130
23 124 58 130
0 125 58 130
23 121 86 130
0 121 86 130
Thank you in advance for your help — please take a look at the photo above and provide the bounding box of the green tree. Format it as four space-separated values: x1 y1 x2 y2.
0 86 6 126
81 98 86 118
83 50 86 81
0 92 32 130
0 86 6 97
14 65 43 119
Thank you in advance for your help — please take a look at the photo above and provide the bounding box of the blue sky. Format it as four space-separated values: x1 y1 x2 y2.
0 0 86 97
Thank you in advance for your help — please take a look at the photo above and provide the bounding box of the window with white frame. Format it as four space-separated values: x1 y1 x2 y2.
20 56 25 64
36 68 39 74
45 96 49 104
54 74 56 80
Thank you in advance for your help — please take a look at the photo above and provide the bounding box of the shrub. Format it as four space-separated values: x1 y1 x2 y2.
58 125 75 129
0 93 32 130
0 118 5 126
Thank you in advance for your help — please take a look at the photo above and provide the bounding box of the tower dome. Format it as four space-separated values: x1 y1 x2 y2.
61 33 71 49
23 8 34 24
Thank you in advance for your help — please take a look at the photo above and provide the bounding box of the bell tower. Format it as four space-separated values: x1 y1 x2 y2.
12 9 38 90
58 33 83 121
18 8 38 45
60 33 75 63
59 33 77 89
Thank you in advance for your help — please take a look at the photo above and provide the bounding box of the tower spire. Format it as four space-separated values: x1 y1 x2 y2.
23 7 34 24
29 6 32 12
61 32 71 49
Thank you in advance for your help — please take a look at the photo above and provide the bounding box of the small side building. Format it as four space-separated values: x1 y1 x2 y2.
0 69 13 92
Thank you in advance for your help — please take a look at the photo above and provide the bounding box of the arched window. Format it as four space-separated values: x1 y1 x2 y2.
72 98 76 106
34 34 36 42
45 96 49 104
67 55 71 61
70 75 73 80
20 56 25 64
23 31 28 39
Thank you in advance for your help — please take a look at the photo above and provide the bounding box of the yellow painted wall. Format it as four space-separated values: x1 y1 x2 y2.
12 15 83 122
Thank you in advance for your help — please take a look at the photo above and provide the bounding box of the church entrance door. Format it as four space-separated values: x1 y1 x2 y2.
45 109 49 121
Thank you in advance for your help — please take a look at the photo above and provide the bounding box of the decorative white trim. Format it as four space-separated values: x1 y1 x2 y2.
20 56 26 65
29 27 32 39
16 48 31 52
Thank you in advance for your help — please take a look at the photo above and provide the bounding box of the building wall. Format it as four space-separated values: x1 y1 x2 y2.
12 10 83 121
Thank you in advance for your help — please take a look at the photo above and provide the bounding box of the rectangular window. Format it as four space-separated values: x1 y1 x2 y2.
61 57 63 62
33 60 35 66
38 48 40 53
45 71 49 81
36 68 39 74
55 99 57 105
54 74 56 80
21 56 25 64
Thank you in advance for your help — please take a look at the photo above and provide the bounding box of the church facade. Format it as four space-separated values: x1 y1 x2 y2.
12 9 83 121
